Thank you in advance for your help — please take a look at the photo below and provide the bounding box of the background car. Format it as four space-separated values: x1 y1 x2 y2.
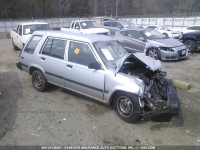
113 28 188 61
182 25 200 33
147 25 181 38
103 20 137 35
179 30 200 53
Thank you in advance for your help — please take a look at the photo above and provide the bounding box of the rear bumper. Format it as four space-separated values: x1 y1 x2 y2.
142 80 179 118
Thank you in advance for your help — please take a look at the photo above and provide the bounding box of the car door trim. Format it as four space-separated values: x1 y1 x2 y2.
45 71 108 93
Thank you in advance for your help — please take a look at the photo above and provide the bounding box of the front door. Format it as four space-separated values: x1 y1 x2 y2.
64 41 105 100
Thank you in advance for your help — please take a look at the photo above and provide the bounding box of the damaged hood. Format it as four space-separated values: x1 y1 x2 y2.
151 38 183 47
116 53 162 73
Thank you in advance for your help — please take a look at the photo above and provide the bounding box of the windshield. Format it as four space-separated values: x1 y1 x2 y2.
93 41 128 68
80 21 100 29
123 22 137 28
142 29 166 39
23 24 51 35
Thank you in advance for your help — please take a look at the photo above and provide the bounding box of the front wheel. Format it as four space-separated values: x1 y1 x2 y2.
113 92 141 123
32 70 48 92
184 40 197 53
147 48 161 60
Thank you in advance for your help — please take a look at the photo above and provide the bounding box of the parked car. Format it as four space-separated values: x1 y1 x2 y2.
10 22 51 50
103 20 137 35
146 25 181 38
179 30 200 53
113 28 188 61
91 16 115 25
17 31 179 123
61 20 110 35
182 25 200 34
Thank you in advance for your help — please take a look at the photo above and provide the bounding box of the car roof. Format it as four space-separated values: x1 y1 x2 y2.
19 22 48 26
33 31 114 43
120 28 148 32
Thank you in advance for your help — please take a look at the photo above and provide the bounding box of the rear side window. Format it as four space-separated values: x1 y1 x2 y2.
24 35 42 54
104 22 111 26
42 38 67 60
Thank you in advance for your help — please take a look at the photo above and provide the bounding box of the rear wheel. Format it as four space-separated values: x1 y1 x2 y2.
114 92 141 123
147 48 161 60
163 33 168 37
12 39 18 51
32 70 48 92
184 40 197 53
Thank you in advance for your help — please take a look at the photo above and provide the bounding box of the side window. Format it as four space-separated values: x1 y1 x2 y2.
104 22 110 26
74 22 80 29
128 31 143 40
24 35 42 54
116 22 123 29
42 38 67 60
18 25 22 35
68 41 96 66
111 22 117 27
42 38 53 55
50 39 67 59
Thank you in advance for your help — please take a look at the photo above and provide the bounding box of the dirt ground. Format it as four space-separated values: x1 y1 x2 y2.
0 38 200 147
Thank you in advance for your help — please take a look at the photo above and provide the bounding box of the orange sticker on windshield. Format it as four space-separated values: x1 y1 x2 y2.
74 48 80 54
146 56 151 59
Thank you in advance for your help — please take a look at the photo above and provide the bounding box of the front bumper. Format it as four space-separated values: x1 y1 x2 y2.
160 49 188 61
142 80 179 118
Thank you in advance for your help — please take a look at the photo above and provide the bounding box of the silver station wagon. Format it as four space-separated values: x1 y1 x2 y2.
17 31 179 123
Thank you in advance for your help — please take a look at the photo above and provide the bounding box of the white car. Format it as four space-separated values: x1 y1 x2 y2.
61 20 110 35
182 25 200 33
147 25 181 38
10 22 51 50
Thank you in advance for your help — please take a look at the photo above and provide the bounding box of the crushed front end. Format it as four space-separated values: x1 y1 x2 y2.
118 53 179 120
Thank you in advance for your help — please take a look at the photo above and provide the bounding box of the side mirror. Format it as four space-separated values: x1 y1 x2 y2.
88 62 101 70
166 29 171 31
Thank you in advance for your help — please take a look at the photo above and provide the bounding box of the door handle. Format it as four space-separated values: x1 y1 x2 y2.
41 57 45 61
21 56 24 59
66 64 73 69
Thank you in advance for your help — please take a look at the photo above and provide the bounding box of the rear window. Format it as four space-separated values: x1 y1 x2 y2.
24 35 42 54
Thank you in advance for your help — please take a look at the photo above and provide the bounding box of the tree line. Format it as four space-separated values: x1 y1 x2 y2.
0 0 200 19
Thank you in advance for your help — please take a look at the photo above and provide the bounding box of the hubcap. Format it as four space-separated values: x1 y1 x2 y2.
186 43 192 52
34 74 43 88
149 49 158 59
117 96 133 118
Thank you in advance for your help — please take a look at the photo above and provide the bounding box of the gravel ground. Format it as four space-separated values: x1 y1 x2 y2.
0 38 200 147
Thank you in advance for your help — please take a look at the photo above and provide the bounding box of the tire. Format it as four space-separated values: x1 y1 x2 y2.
32 70 48 92
163 33 168 37
184 40 197 53
147 48 161 60
113 92 141 123
12 39 18 51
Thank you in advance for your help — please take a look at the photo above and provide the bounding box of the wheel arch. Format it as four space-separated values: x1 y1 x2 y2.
183 37 197 43
29 65 45 75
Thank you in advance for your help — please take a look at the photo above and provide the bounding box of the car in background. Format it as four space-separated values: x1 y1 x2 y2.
179 30 200 53
113 28 188 61
10 22 51 50
61 20 110 35
16 31 179 123
147 25 181 38
182 25 200 33
103 20 137 35
91 16 115 25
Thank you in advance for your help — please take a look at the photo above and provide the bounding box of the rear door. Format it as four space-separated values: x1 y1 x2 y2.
15 25 23 48
64 40 105 100
39 37 67 87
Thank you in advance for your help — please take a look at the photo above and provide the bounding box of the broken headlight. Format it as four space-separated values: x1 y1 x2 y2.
159 47 174 52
